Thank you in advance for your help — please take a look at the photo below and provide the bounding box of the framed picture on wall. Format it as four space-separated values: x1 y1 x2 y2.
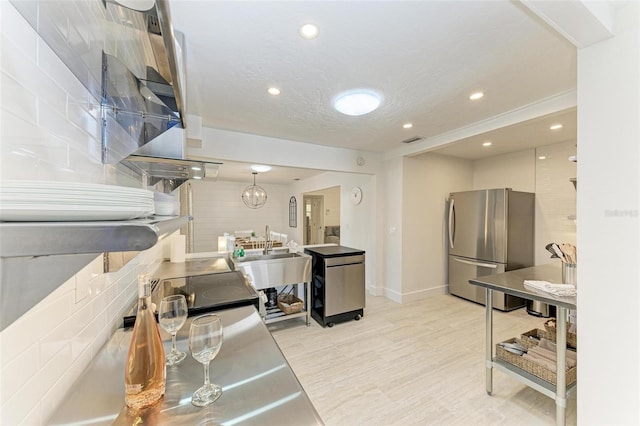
289 196 297 228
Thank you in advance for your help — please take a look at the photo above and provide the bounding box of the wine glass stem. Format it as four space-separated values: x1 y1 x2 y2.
203 362 211 387
171 333 177 352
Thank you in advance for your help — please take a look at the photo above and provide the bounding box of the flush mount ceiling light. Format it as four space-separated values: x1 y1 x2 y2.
267 87 281 96
242 172 267 209
299 23 319 39
403 123 413 129
469 91 484 101
251 164 272 172
550 123 563 130
482 141 493 147
334 90 382 116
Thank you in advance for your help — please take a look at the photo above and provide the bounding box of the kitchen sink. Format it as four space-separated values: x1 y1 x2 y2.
232 252 311 289
234 252 306 263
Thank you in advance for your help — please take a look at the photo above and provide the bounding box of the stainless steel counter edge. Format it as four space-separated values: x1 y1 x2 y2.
48 306 323 426
468 263 576 310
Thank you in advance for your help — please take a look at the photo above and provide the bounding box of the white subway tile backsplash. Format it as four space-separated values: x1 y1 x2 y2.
67 98 101 139
39 345 91 424
0 1 37 62
1 72 38 124
0 342 39 401
0 290 71 364
1 3 172 423
20 403 42 426
1 341 70 425
37 36 95 106
73 312 106 360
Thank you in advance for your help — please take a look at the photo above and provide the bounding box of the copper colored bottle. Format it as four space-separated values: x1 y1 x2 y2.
124 273 166 409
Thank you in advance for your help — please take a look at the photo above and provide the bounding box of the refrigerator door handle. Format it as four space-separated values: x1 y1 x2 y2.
453 258 498 269
448 198 455 248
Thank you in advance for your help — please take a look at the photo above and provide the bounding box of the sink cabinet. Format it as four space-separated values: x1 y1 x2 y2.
231 252 312 326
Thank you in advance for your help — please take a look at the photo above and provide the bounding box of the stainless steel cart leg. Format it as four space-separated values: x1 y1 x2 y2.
305 281 311 326
486 288 493 395
556 306 567 425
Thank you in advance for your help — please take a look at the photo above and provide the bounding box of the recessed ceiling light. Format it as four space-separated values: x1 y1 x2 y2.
538 156 547 160
251 164 272 173
403 123 413 129
482 141 492 147
267 87 281 96
334 90 382 116
550 123 563 130
469 91 484 101
299 23 319 39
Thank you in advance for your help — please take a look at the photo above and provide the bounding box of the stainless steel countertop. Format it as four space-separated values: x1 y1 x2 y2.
153 256 231 279
469 263 576 310
48 306 323 425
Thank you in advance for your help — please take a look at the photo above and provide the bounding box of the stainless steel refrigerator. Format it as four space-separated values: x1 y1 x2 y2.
448 188 534 311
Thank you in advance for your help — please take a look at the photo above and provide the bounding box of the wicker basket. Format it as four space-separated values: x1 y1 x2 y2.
542 320 577 349
277 293 304 315
521 328 577 350
496 337 577 386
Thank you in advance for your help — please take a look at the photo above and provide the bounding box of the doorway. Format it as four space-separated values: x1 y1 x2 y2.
303 195 324 245
302 186 341 245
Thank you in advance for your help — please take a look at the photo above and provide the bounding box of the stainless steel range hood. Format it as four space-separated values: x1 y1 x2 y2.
10 0 187 164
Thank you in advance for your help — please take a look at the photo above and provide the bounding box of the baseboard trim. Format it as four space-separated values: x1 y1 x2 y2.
375 285 447 304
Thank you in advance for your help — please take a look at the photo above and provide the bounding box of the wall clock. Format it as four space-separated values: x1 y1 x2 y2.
351 187 363 205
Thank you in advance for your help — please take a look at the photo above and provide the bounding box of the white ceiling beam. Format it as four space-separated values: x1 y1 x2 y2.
520 0 615 48
384 90 577 160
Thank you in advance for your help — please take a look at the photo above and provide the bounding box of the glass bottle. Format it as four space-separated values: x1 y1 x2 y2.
124 273 166 409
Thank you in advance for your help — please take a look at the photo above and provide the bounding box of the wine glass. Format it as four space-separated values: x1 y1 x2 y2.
189 314 223 407
158 295 188 366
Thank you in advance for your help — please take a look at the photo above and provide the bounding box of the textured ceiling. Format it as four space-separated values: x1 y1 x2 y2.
170 0 576 158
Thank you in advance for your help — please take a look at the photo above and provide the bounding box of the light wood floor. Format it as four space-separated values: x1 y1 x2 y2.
269 293 577 426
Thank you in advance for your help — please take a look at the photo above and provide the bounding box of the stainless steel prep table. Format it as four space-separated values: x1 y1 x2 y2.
48 305 323 425
468 263 576 426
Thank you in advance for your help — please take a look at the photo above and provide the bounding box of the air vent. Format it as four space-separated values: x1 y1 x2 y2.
401 136 423 144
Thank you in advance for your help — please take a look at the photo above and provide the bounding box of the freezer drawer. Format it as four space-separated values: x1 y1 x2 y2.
448 256 525 311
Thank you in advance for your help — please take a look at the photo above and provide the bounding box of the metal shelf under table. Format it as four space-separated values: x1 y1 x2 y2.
469 263 577 426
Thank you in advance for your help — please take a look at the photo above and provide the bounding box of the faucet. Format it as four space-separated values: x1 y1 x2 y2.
264 225 272 255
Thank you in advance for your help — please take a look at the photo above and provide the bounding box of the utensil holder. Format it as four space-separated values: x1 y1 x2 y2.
562 263 577 286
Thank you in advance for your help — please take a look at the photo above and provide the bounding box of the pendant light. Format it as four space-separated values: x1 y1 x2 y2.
242 172 267 209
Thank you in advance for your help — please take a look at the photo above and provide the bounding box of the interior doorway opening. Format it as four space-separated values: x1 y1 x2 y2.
302 186 340 246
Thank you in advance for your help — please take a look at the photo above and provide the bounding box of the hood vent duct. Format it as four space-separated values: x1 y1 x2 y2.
10 0 187 164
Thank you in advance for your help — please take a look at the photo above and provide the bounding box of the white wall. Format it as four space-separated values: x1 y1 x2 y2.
402 154 473 302
291 171 378 293
400 144 574 303
190 180 290 252
473 149 536 192
0 3 169 423
380 157 403 300
577 2 640 423
534 140 577 265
